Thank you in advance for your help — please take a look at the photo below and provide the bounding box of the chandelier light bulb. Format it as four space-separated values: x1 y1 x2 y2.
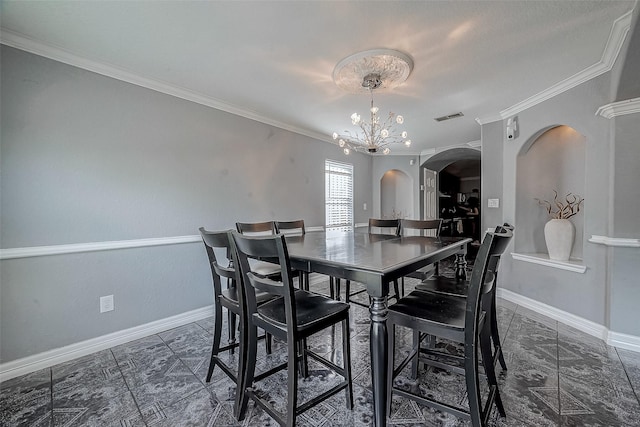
332 68 411 156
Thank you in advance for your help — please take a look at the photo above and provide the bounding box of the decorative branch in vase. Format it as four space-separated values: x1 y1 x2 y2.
535 190 584 219
535 191 584 261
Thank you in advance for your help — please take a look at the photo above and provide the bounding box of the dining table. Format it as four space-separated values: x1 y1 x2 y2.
285 229 471 427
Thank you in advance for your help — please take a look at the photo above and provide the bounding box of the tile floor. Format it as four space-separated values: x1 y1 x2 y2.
2 275 640 426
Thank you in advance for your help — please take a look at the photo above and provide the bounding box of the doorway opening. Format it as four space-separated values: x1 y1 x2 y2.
422 148 481 259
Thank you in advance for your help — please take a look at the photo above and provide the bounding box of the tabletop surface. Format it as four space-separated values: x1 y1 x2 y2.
285 230 470 274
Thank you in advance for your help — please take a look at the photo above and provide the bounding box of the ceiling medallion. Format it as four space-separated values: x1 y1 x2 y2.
332 48 413 94
331 49 413 155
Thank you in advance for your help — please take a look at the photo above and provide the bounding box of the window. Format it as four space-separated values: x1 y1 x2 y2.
325 159 354 231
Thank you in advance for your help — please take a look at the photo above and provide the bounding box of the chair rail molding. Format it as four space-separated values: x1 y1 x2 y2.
0 235 201 260
595 97 640 119
589 235 640 247
0 226 331 260
511 252 587 273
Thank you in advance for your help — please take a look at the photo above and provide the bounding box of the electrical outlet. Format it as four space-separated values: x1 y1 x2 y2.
100 295 114 313
488 198 500 208
363 203 367 211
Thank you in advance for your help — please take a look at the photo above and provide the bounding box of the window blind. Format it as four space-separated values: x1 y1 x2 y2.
325 160 354 231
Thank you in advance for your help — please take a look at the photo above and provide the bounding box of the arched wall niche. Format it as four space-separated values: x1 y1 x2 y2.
515 125 586 259
380 169 413 219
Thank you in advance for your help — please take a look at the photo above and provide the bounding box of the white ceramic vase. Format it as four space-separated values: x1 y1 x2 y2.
544 219 575 261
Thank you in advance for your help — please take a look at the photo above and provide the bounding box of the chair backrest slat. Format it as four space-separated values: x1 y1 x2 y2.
368 218 400 235
199 227 235 297
236 221 278 236
275 220 306 235
231 231 296 329
399 219 442 237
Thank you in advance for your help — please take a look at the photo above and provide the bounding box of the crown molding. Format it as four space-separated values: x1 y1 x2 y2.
476 10 633 125
595 97 640 119
475 114 503 125
2 8 634 144
0 29 331 144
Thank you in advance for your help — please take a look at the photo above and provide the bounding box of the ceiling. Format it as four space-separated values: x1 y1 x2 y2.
1 1 635 156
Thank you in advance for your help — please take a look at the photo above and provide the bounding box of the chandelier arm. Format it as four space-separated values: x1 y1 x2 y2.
332 75 408 154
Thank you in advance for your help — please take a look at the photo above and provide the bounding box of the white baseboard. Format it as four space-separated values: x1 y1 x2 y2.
0 305 214 382
5 289 639 382
608 331 640 353
497 288 640 353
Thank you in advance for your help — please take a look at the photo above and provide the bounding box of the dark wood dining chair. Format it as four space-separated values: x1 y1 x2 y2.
276 219 344 299
336 218 402 306
398 219 443 290
415 223 514 371
235 221 282 279
231 231 353 426
386 227 513 426
275 219 310 291
198 227 274 415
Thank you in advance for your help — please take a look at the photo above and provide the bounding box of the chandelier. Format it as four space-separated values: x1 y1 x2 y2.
331 49 413 155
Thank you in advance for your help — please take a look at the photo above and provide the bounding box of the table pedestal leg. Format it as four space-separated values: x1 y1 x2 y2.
370 295 388 427
455 252 468 280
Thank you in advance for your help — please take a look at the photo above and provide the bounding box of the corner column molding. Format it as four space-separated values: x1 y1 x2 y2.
596 97 640 119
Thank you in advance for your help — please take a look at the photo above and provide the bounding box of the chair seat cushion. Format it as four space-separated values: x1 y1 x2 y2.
388 289 468 332
415 275 468 296
249 259 282 277
255 290 349 337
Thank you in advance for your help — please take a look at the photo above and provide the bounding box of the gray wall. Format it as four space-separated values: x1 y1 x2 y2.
481 121 505 232
608 9 640 336
481 11 640 335
483 71 614 326
0 46 373 362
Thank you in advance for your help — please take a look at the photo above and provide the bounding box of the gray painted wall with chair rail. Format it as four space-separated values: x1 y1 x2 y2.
3 10 640 365
481 10 640 337
0 46 373 363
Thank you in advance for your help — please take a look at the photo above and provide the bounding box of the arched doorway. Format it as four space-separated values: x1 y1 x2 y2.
421 148 481 239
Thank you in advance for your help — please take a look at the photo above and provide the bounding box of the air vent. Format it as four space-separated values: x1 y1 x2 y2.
434 112 464 122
